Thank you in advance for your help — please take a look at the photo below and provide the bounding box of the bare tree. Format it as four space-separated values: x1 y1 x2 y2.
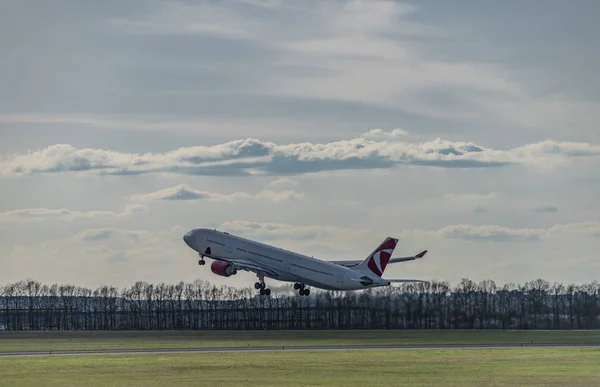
1 278 599 331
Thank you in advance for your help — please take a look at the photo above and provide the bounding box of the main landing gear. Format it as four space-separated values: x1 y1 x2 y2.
254 274 271 296
294 283 310 296
254 281 271 296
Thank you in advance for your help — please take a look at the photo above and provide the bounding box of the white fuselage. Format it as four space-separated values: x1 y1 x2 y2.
183 228 390 291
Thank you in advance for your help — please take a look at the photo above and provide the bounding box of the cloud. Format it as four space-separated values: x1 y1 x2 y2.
95 0 600 133
2 133 598 177
534 205 559 213
217 219 369 242
70 226 187 267
131 184 252 201
434 224 544 242
361 128 409 140
473 206 486 214
107 0 260 39
0 204 147 222
443 192 501 202
80 245 127 263
441 192 500 214
549 222 600 238
131 184 303 202
108 0 422 43
74 228 148 243
420 222 600 242
2 0 598 145
73 226 185 245
0 114 182 131
0 114 327 139
255 189 305 202
267 178 300 189
217 219 600 244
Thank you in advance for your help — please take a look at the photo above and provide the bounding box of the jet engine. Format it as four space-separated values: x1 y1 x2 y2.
210 260 237 277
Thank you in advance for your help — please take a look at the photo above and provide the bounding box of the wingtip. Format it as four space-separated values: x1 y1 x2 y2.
415 250 427 258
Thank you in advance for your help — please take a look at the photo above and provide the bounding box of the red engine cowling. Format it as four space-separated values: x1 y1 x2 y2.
210 260 237 277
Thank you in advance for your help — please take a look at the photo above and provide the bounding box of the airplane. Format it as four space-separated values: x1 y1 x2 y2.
183 228 427 296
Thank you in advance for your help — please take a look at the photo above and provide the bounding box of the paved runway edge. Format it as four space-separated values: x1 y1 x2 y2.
2 343 600 357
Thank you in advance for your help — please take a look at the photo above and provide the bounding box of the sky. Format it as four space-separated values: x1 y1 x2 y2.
1 0 599 290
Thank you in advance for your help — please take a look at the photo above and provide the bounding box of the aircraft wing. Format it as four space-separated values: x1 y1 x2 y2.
204 252 281 278
228 259 281 278
330 250 427 267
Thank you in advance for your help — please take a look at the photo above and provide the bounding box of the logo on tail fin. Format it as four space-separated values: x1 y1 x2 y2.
366 238 397 276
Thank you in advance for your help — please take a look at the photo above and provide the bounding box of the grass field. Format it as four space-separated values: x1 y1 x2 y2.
1 329 599 353
1 348 599 386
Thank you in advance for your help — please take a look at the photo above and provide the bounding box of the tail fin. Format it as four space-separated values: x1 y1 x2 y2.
355 237 398 277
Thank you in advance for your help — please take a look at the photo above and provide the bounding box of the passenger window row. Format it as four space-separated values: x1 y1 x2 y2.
291 263 333 276
206 238 225 246
237 247 283 263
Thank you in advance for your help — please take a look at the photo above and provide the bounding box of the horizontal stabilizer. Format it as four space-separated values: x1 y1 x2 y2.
349 278 428 285
331 249 427 268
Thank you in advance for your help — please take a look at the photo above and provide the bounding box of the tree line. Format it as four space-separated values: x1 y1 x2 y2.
1 278 599 330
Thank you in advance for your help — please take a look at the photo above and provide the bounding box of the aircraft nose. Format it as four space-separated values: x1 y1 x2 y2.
183 230 194 247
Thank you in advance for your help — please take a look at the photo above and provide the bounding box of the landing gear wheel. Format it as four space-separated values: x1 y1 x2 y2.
255 273 269 295
294 283 300 290
256 280 270 295
259 288 271 296
198 259 205 266
298 288 310 296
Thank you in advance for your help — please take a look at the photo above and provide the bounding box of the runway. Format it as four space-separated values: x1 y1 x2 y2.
1 343 599 358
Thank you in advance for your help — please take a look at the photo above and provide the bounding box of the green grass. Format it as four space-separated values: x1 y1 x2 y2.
1 330 599 353
1 348 599 386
